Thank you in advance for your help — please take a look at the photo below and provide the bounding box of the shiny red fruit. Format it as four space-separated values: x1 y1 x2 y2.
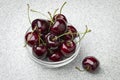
50 19 67 35
49 51 63 62
61 40 76 57
45 33 60 50
25 32 39 47
32 44 47 59
82 56 99 72
32 19 50 34
68 25 78 38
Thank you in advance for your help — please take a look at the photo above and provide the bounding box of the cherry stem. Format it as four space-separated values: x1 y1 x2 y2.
52 31 71 40
60 2 67 14
75 66 85 72
70 30 74 40
66 40 72 46
72 32 88 35
38 33 46 46
38 34 41 45
76 25 91 44
48 48 53 54
52 25 91 41
27 4 31 24
31 9 50 19
53 8 59 17
86 65 90 71
48 12 54 24
24 26 37 47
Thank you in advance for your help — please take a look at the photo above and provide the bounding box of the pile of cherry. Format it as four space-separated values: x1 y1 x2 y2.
25 14 79 62
24 2 100 72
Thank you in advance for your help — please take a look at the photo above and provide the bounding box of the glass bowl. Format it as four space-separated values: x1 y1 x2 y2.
25 27 81 68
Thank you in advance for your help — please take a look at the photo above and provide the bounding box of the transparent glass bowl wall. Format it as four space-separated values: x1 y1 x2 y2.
25 27 81 68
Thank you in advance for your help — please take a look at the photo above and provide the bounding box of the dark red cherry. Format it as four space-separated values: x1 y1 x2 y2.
61 25 77 40
63 34 73 40
25 32 39 47
68 25 78 38
61 40 76 57
53 14 67 22
45 33 60 50
49 51 63 62
32 19 49 34
82 56 99 72
32 44 47 59
50 19 67 35
62 30 73 40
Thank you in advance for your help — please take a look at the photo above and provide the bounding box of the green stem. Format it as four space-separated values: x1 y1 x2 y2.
52 31 71 40
72 32 87 35
27 4 31 24
76 25 91 44
31 9 50 19
48 12 54 24
38 34 41 45
60 2 67 14
39 33 46 46
52 26 91 41
53 8 59 17
86 65 90 71
70 30 74 40
77 32 81 44
75 66 84 72
48 48 53 54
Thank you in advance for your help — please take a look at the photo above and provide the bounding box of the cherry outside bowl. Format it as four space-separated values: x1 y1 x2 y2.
25 27 81 68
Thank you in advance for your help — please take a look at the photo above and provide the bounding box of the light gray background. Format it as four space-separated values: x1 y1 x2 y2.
0 0 120 80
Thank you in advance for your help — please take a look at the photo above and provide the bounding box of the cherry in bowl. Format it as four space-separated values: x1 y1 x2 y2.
25 27 81 68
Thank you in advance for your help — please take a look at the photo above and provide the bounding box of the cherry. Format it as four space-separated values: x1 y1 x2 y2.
63 34 73 40
53 14 67 22
82 56 99 72
62 31 73 40
32 19 50 34
50 19 67 35
60 25 78 40
68 25 78 38
25 32 39 47
61 40 76 57
32 44 48 59
49 51 63 62
45 33 60 50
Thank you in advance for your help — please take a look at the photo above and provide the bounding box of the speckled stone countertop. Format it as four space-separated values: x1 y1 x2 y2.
0 0 120 80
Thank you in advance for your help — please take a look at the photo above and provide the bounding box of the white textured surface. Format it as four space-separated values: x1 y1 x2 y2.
0 0 120 80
